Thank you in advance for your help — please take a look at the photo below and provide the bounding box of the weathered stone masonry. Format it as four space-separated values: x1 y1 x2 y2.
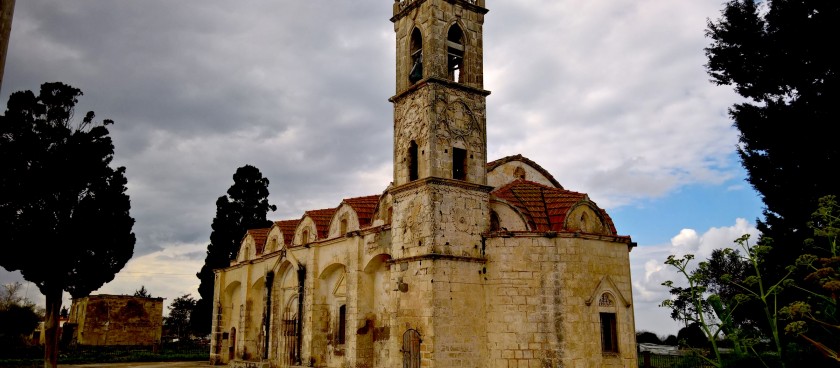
212 1 638 367
67 294 163 346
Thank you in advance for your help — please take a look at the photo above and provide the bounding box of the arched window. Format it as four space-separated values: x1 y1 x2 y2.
447 24 465 82
580 212 590 232
490 210 500 231
599 292 618 353
514 166 526 180
408 140 419 181
409 28 423 84
339 218 348 235
301 229 309 244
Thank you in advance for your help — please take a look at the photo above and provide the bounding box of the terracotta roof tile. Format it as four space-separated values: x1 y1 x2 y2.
247 228 271 255
491 179 616 234
341 195 380 227
305 208 338 240
273 220 300 246
486 154 563 189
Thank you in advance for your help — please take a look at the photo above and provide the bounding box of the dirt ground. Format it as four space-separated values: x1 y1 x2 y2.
57 362 213 368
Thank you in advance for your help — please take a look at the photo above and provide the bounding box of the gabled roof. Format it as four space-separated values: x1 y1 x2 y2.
246 228 271 255
491 179 616 234
486 154 564 189
273 220 300 246
341 195 380 227
304 208 338 240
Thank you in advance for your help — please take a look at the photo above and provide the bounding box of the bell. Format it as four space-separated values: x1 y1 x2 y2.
409 61 423 83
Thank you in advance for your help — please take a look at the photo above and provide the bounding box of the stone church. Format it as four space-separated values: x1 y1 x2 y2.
210 1 638 367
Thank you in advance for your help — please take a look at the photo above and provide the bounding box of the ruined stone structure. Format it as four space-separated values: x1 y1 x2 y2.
66 294 164 346
211 1 638 367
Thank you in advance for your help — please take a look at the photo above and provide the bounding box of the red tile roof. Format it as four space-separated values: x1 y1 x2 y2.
341 195 380 227
273 220 300 246
491 179 616 234
246 228 271 255
486 154 564 189
305 208 338 240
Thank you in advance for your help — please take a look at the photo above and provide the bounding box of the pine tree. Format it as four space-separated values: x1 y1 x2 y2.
705 0 840 276
192 165 275 336
0 82 135 367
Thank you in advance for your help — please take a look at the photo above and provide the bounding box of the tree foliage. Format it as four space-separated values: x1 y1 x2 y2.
705 0 840 278
165 294 197 341
636 331 663 345
133 285 151 298
192 165 276 335
0 283 40 349
0 82 136 367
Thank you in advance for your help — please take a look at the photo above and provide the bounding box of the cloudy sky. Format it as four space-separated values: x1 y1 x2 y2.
1 1 765 337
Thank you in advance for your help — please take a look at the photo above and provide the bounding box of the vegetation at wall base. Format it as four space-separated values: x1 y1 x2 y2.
0 341 210 367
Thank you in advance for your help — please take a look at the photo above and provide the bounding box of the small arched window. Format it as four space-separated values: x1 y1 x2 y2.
408 140 419 181
599 292 618 353
339 218 348 235
490 211 500 231
301 229 310 244
447 24 465 82
514 166 526 180
580 212 589 231
409 28 423 84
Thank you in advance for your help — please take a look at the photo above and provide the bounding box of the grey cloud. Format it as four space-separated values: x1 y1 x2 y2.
2 1 754 326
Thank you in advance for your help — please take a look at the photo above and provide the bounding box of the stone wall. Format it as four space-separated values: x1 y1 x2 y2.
484 234 637 368
68 295 163 346
212 219 638 368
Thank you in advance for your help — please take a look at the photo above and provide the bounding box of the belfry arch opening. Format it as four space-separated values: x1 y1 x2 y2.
447 24 465 82
409 28 423 84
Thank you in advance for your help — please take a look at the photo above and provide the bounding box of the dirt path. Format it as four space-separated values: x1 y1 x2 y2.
58 362 213 368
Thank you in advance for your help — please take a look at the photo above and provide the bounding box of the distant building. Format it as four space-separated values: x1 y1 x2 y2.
212 1 637 367
33 316 69 345
66 294 163 346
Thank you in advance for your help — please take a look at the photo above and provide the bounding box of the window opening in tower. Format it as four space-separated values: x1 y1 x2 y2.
447 25 464 82
409 28 423 84
409 140 419 181
453 147 467 180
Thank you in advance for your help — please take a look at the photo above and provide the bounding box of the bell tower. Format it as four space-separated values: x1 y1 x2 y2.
388 1 492 367
391 0 490 187
389 0 492 260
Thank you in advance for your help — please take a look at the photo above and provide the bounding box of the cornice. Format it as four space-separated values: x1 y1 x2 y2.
391 0 488 23
389 77 490 103
390 176 494 196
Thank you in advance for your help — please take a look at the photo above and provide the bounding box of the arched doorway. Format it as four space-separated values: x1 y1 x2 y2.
402 329 422 368
279 296 299 366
